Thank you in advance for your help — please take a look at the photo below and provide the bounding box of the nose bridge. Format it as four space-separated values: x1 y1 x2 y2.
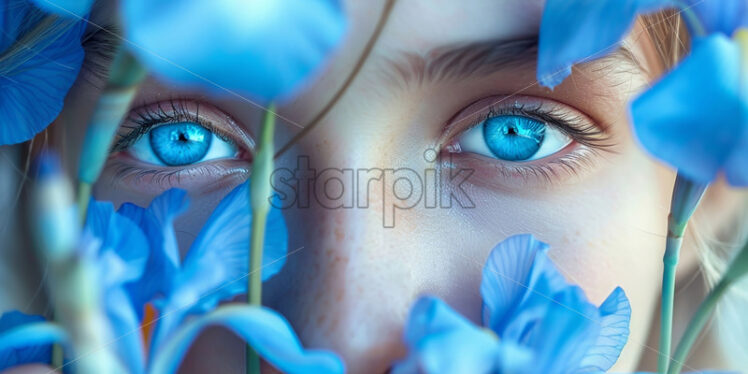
266 141 420 372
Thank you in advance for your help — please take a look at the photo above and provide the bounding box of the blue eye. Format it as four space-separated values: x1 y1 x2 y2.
128 122 238 166
457 115 571 161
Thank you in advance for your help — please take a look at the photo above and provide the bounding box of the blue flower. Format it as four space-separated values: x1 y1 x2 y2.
121 0 347 101
631 33 747 185
2 175 339 373
118 181 290 353
0 1 86 145
0 311 52 371
536 0 747 88
392 234 631 374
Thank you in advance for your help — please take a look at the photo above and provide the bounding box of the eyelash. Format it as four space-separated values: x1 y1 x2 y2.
445 101 615 183
112 99 237 153
105 100 251 187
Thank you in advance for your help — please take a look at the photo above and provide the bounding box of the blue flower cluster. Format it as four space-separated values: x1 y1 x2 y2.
0 160 343 373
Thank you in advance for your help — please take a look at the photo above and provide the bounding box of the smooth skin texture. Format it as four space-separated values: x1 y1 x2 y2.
5 0 747 373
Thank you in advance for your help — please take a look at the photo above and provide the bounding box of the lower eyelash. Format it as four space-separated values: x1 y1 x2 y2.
499 146 601 183
108 159 249 188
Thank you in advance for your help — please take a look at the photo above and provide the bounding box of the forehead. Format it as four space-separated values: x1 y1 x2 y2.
345 0 545 52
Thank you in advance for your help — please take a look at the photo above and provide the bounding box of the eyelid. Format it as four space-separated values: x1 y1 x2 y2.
112 99 255 156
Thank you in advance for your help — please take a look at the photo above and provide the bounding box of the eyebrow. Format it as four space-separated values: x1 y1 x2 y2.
381 36 645 86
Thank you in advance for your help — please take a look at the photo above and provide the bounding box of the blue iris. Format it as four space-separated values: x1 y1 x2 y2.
150 123 212 166
483 116 546 161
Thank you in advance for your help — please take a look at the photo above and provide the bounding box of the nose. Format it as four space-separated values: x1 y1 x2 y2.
264 197 419 373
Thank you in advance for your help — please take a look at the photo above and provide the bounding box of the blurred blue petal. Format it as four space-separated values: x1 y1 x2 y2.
686 0 748 36
149 304 344 374
537 0 671 88
392 296 501 374
0 2 85 145
118 189 188 317
630 35 747 185
537 0 745 89
0 312 66 370
122 0 346 101
29 0 94 18
84 199 150 374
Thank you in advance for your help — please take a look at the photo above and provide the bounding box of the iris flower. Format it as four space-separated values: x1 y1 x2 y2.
392 234 631 374
537 0 747 185
37 0 347 101
0 0 86 145
0 177 343 373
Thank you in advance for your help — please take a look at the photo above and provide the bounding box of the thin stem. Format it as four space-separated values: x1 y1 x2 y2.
76 182 92 226
667 279 730 374
248 212 268 305
657 174 708 373
658 235 681 373
76 50 145 222
246 106 276 374
274 0 397 159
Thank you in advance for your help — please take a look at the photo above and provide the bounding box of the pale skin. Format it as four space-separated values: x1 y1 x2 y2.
6 0 747 373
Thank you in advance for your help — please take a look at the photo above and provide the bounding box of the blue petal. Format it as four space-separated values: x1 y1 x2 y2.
537 0 673 88
520 285 600 374
171 180 288 315
479 234 631 372
0 13 85 145
118 189 188 315
0 312 67 370
579 287 632 371
630 35 746 185
103 288 146 374
686 0 748 36
151 181 288 350
149 304 344 374
29 0 94 19
122 0 346 101
480 234 551 332
85 199 151 373
393 296 500 374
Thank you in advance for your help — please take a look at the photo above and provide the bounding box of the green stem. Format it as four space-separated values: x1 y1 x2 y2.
246 106 276 374
658 235 682 373
76 182 92 226
667 279 730 374
246 210 267 374
76 50 145 222
657 174 708 373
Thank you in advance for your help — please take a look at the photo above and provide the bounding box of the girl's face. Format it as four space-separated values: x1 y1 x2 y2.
63 0 679 372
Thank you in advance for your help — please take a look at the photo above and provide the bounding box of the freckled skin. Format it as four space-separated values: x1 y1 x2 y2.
15 0 742 373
